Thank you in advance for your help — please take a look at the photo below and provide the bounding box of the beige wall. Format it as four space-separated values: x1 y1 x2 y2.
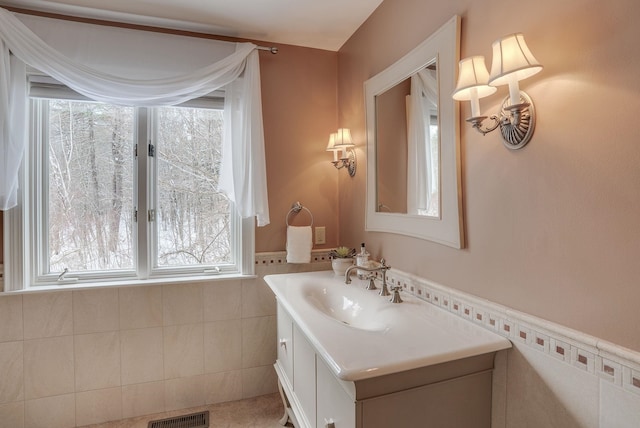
338 0 640 352
256 44 340 252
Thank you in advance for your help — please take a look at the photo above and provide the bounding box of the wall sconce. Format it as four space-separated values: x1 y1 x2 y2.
326 128 356 176
452 33 543 150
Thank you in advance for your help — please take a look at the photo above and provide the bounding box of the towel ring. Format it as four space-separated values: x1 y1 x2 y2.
286 202 314 227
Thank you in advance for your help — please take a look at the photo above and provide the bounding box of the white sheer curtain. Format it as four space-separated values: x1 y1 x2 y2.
407 69 438 217
219 51 269 225
0 41 27 210
0 7 270 225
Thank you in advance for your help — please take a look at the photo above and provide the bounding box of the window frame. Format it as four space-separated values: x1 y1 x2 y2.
3 82 254 290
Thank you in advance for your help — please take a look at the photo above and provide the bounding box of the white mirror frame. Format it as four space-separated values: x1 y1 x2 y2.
364 15 463 248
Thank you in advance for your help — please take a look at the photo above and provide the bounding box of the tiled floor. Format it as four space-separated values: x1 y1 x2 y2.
79 393 290 428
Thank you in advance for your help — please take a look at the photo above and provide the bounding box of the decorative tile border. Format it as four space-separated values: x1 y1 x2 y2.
384 267 640 396
255 250 332 266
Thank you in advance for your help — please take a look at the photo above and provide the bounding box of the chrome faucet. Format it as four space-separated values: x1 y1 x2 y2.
345 259 391 297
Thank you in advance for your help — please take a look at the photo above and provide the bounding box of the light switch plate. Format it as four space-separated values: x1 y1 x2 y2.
315 226 326 245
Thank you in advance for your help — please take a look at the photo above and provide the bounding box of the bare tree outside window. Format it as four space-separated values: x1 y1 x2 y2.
155 106 231 266
45 100 231 275
48 100 135 272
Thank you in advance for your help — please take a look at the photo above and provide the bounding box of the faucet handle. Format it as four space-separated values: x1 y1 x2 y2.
365 275 378 291
389 284 403 303
380 258 390 269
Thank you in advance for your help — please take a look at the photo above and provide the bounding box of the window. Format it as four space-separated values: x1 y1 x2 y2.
6 84 251 288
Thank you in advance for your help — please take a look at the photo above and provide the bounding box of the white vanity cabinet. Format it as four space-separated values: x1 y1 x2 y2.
275 302 496 428
267 272 511 428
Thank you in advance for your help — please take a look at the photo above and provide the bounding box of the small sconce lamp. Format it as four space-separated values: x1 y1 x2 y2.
326 128 356 176
453 33 543 149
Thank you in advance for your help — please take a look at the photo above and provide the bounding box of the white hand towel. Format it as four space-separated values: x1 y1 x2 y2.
286 225 312 263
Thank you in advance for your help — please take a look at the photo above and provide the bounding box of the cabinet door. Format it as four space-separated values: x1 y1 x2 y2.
276 304 294 387
294 326 317 428
317 357 356 428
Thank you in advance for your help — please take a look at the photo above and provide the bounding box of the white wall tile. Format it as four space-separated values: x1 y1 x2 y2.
204 320 242 374
622 366 640 396
571 346 596 373
25 393 75 428
241 365 278 398
505 343 600 428
23 292 73 339
163 283 203 325
600 380 640 428
242 316 277 368
164 375 205 412
163 323 204 379
492 349 508 428
119 285 163 329
203 280 242 322
121 381 165 419
24 336 74 400
550 337 571 362
74 331 121 391
596 356 622 385
205 370 243 404
0 295 23 343
0 401 24 428
73 288 119 334
241 278 276 318
0 341 23 404
75 387 122 426
120 327 164 385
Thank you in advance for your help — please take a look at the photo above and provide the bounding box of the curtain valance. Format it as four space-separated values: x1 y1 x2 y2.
0 7 270 226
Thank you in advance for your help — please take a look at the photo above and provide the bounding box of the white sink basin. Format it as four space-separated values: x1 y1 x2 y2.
265 271 511 381
302 284 390 332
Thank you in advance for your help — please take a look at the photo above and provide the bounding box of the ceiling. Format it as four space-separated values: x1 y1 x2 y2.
0 0 384 51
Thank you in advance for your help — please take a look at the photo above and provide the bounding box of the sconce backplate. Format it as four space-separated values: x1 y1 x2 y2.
346 149 357 177
499 91 536 150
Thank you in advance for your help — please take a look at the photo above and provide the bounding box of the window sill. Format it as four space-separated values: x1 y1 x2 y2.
5 273 257 294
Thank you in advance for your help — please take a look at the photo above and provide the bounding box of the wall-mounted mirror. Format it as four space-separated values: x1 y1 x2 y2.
365 15 464 248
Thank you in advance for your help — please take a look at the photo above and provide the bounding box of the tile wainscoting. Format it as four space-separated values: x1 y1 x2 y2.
0 252 330 428
381 268 640 427
1 254 639 427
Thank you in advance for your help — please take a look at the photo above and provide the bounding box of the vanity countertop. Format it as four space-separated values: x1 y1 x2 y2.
265 271 511 382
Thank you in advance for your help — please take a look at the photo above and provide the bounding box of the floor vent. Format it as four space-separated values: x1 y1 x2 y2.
148 411 209 428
